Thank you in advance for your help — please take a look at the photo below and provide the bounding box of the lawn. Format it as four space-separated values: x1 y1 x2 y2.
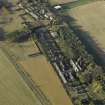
0 49 42 105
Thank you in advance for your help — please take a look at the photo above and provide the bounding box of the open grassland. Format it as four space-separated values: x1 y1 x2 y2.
0 48 42 105
20 55 73 105
69 1 105 52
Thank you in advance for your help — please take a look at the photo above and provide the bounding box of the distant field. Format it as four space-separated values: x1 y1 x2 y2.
69 1 105 52
0 49 42 105
6 40 40 60
49 0 76 5
20 54 73 105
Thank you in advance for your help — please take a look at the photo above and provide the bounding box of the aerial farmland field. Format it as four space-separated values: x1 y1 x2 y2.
69 1 105 52
0 49 42 105
1 38 73 105
20 55 73 105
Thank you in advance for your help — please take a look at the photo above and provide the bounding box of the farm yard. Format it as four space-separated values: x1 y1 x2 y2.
0 48 42 105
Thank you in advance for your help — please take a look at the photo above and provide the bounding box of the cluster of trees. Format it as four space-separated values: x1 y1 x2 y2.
57 25 104 83
55 23 105 105
6 30 30 42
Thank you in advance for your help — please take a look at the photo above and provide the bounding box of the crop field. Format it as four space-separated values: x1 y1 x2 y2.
19 54 73 105
69 1 105 52
0 48 42 105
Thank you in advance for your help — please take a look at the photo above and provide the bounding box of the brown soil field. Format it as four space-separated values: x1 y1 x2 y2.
20 55 73 105
69 1 105 52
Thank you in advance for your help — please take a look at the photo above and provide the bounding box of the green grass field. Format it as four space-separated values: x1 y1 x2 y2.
0 49 42 105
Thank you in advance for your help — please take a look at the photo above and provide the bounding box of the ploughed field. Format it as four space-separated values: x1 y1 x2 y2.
69 1 105 52
0 49 42 105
